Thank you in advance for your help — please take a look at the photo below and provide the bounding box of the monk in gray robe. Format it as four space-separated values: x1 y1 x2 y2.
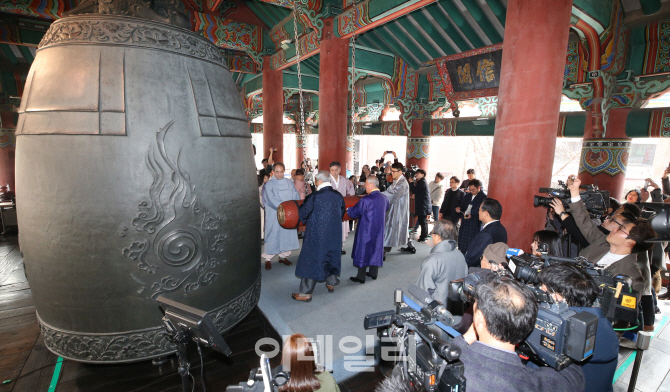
382 162 410 252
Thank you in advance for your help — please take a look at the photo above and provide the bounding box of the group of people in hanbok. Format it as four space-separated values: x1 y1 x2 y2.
260 159 412 302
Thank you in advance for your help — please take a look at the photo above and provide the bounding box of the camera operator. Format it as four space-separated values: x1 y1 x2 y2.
453 274 585 392
481 242 509 274
563 176 656 300
554 198 658 332
409 169 431 243
537 263 618 392
531 230 563 257
279 333 338 392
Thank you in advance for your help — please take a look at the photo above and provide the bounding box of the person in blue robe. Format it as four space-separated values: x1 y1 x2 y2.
262 162 301 270
292 170 346 302
347 176 389 283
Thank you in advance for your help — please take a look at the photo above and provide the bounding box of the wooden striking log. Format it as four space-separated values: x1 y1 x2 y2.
277 195 363 229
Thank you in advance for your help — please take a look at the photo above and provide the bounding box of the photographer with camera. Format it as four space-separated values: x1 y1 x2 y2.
531 230 563 257
563 176 656 300
279 334 339 392
453 274 585 391
537 263 618 392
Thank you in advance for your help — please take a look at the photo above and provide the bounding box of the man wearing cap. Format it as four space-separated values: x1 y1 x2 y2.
416 219 468 305
480 243 509 274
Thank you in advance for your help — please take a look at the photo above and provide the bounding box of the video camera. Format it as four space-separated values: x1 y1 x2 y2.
225 354 289 392
534 180 610 218
447 268 598 371
364 285 466 392
405 164 419 181
376 171 389 192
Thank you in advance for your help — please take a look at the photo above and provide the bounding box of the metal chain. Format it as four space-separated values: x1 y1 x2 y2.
293 1 308 192
350 33 357 137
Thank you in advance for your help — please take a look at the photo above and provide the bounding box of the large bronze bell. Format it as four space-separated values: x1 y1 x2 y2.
15 14 260 362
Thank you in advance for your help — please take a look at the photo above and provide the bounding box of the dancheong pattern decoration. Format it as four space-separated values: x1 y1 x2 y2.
429 121 457 136
0 21 20 45
406 137 429 160
381 122 401 136
564 41 580 85
0 0 77 20
557 115 567 138
579 139 630 177
0 132 16 148
271 30 319 69
183 0 238 16
336 1 371 37
226 56 258 73
647 108 670 137
435 43 502 111
427 71 446 101
473 97 497 117
191 12 263 66
644 19 670 74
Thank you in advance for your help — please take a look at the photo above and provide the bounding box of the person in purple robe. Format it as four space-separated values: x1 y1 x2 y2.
347 176 390 283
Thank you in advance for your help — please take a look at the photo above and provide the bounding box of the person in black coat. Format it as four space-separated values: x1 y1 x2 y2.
409 169 431 242
439 176 465 225
292 171 346 302
464 198 507 268
457 179 487 254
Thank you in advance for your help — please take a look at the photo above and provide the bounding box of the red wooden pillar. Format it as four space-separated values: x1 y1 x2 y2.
578 108 631 201
263 55 284 164
487 0 572 249
318 19 348 168
406 119 429 170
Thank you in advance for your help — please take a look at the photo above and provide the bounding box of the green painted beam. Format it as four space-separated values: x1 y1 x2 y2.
0 44 18 65
437 1 485 49
641 0 662 15
0 71 17 96
356 35 384 52
18 45 33 63
395 17 441 60
563 114 586 137
368 0 408 19
363 32 401 58
244 74 264 96
246 1 276 28
484 0 506 27
378 24 423 67
284 72 320 91
422 3 470 52
572 0 613 31
626 110 652 137
350 46 395 78
406 12 456 56
626 26 646 76
459 0 502 43
18 28 44 46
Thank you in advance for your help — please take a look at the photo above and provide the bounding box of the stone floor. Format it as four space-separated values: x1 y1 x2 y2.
2 228 670 391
